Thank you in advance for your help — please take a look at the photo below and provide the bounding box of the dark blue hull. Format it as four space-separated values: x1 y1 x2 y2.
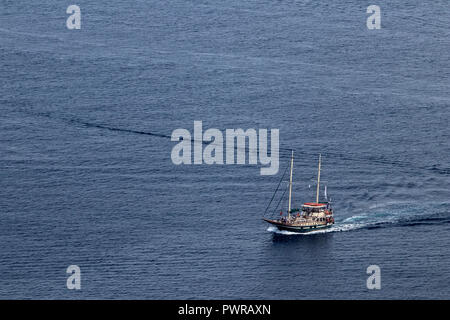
264 218 334 233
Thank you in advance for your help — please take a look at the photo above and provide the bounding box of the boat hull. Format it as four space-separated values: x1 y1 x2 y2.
263 218 334 233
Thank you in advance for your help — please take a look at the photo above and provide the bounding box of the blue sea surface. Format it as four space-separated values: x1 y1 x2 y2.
1 1 449 299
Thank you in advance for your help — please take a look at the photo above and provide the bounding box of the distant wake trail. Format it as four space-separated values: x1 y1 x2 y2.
78 121 172 139
16 108 450 176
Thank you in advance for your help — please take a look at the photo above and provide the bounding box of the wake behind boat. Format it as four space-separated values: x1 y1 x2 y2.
263 152 335 233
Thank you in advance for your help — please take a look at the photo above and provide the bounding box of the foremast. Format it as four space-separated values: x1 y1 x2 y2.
316 154 321 203
288 150 294 219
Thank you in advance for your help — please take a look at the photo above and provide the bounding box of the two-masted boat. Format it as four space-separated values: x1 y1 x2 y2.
263 152 335 233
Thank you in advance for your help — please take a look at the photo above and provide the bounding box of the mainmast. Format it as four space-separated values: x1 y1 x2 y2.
316 154 321 203
288 150 294 218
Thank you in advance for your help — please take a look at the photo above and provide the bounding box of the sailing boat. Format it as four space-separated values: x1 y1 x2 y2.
263 152 335 233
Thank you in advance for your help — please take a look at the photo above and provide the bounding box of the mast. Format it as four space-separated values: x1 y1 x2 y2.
288 150 294 218
316 154 321 203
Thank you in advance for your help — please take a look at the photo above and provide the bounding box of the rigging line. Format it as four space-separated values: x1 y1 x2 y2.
272 182 288 218
262 162 289 217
